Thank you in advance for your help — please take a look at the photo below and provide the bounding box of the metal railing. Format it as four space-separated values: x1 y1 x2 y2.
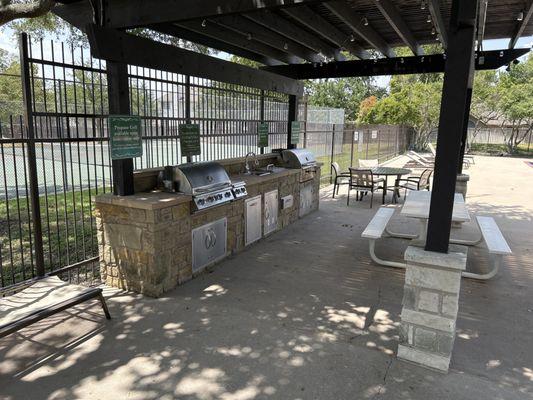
0 35 290 289
302 122 411 184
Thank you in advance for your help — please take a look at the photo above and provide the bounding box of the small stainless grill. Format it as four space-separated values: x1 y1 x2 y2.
173 162 244 211
281 149 318 182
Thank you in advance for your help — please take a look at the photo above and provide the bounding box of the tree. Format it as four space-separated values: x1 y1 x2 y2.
497 54 533 154
357 95 377 122
359 78 442 150
0 0 55 26
305 77 385 121
469 70 500 146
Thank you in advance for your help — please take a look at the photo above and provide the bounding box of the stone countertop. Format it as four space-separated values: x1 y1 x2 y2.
95 191 192 210
230 168 300 186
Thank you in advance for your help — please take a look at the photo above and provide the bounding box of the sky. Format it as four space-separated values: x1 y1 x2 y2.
1 25 532 89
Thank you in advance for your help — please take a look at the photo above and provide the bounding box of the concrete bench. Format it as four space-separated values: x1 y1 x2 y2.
362 207 406 269
0 276 111 339
461 216 512 280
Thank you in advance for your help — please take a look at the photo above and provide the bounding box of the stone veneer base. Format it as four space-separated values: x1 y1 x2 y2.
398 244 467 373
95 165 320 297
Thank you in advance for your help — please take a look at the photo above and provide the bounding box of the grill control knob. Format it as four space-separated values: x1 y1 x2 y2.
225 192 231 198
207 196 213 203
198 198 205 205
217 194 223 200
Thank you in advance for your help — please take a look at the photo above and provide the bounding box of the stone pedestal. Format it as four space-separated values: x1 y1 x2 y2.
398 245 467 373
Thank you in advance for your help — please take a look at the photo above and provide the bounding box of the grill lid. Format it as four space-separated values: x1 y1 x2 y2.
281 149 317 168
175 162 231 195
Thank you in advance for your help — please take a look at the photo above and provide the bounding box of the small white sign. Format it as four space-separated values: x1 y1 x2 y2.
371 130 378 139
353 131 359 141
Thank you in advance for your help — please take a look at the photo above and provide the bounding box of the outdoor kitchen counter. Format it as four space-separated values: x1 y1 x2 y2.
95 161 321 297
95 191 191 210
230 168 301 186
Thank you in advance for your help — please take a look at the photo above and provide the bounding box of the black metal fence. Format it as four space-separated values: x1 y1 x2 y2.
0 36 290 289
0 35 410 289
302 122 411 184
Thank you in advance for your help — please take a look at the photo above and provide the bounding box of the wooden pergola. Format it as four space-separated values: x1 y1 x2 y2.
52 0 532 254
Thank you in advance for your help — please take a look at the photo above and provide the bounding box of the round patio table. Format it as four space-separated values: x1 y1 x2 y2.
351 166 411 203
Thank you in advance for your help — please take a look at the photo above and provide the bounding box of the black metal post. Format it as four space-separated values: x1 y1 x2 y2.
457 88 473 174
185 75 192 163
19 33 45 277
287 94 298 149
426 0 478 253
260 89 265 155
107 61 134 196
330 124 336 183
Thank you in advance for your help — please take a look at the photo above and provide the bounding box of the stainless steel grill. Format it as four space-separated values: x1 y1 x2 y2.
281 149 318 182
173 162 243 211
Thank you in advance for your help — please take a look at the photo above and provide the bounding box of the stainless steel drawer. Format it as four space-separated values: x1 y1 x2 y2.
192 217 227 273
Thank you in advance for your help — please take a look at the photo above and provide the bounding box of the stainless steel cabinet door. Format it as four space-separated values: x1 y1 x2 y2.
245 195 262 245
192 217 227 273
264 190 279 235
299 184 314 217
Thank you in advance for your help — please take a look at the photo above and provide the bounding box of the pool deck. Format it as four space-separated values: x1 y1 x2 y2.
1 155 532 400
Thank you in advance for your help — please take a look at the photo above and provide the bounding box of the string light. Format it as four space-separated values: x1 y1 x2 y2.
247 32 252 40
350 34 355 42
431 27 436 35
362 17 369 26
283 43 288 50
517 11 524 21
426 14 432 23
420 0 426 10
201 19 207 27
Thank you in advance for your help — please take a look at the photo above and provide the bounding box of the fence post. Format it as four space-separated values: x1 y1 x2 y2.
329 124 335 183
350 127 355 167
260 89 265 155
185 74 192 162
19 33 45 278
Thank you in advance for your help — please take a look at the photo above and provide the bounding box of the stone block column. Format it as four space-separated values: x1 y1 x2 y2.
398 245 467 373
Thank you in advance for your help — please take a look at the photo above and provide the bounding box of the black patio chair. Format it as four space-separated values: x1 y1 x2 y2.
347 168 385 208
331 162 350 198
394 168 433 199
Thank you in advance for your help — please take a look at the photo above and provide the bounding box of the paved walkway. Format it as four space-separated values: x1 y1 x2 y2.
0 155 532 399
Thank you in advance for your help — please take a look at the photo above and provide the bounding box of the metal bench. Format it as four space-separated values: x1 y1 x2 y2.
362 207 406 269
0 276 111 339
462 216 512 280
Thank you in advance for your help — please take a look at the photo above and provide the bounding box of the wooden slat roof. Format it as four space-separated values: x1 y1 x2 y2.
54 0 533 65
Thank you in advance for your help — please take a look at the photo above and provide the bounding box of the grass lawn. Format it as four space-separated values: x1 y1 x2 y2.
0 187 109 287
470 143 532 157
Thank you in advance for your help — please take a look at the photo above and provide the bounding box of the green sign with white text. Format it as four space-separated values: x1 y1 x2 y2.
258 122 269 148
290 121 300 145
179 124 201 157
109 115 142 160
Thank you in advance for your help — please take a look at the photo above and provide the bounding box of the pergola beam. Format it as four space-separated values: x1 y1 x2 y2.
476 0 488 50
245 10 344 61
56 0 330 30
151 23 281 66
428 0 449 49
374 0 423 56
324 0 395 57
86 25 304 96
177 20 302 64
508 0 533 49
213 14 322 63
260 48 530 79
282 6 370 59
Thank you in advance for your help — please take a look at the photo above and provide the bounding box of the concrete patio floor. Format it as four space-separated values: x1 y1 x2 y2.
1 155 532 400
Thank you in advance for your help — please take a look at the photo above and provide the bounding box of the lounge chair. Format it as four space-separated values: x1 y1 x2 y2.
0 276 111 339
